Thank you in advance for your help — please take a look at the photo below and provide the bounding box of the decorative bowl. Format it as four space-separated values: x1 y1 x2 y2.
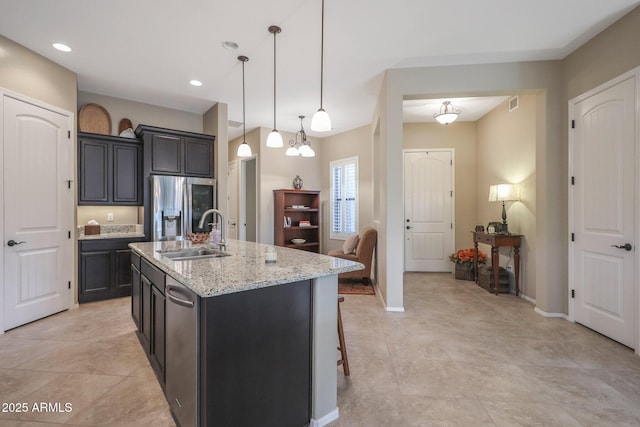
187 233 210 244
291 238 306 245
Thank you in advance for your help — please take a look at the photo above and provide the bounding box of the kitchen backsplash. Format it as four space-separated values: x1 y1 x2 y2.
77 205 141 226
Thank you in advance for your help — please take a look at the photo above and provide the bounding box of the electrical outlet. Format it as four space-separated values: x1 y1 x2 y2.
107 213 114 222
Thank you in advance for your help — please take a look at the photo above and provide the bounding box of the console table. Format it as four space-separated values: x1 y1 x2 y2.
473 232 522 296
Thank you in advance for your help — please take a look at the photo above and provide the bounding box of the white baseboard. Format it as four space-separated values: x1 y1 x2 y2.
372 281 405 312
534 307 568 320
310 407 339 427
520 293 536 305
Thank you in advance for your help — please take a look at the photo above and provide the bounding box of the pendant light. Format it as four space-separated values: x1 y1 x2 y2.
286 115 315 157
266 26 284 148
310 0 332 132
236 55 252 158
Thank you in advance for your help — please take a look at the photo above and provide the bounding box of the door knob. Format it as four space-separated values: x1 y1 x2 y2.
611 243 633 251
406 225 413 230
7 240 26 247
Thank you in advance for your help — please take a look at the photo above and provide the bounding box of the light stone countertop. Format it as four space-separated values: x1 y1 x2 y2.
78 224 144 240
129 239 364 298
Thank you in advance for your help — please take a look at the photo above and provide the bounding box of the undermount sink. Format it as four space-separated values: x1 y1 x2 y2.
158 247 231 261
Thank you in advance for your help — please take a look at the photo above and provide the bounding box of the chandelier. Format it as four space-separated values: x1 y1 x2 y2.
433 101 460 125
286 116 315 157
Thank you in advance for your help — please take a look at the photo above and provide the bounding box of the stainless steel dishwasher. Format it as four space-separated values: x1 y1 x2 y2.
165 276 199 427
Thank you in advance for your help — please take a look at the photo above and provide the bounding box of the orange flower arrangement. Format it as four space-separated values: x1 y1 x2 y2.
450 248 486 265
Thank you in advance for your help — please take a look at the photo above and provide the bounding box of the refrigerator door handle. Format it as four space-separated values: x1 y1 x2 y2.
184 181 193 235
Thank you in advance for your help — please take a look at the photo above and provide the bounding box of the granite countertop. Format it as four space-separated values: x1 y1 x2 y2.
129 240 364 298
78 224 145 240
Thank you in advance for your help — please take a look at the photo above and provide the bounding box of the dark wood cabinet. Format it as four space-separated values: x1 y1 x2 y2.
78 132 142 205
136 125 215 178
151 284 166 378
273 189 321 253
131 263 141 329
137 257 166 383
78 237 145 303
200 280 312 427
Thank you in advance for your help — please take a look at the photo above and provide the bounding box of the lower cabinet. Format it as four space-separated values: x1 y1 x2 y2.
78 238 144 303
134 256 166 384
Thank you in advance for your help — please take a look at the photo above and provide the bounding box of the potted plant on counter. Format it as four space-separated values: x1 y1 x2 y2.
450 248 486 280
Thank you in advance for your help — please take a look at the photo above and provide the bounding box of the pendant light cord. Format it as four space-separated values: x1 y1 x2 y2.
273 29 277 129
319 0 325 109
238 56 248 142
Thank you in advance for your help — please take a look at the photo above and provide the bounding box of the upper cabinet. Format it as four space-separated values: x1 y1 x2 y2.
78 132 143 205
136 125 215 178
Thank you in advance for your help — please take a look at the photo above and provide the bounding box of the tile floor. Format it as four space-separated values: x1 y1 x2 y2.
0 272 638 426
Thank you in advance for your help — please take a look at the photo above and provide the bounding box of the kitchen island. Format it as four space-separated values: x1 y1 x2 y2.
129 239 363 427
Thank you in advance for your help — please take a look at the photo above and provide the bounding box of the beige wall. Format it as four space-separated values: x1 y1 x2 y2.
78 91 203 135
476 94 537 298
563 6 640 101
229 127 322 245
203 102 228 221
0 35 77 114
381 61 564 313
403 122 477 252
320 126 374 254
77 206 140 226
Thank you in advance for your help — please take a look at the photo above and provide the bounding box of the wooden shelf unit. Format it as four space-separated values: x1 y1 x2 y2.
274 189 321 252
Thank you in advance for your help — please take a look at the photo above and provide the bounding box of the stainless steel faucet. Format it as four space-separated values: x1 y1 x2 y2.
198 209 226 250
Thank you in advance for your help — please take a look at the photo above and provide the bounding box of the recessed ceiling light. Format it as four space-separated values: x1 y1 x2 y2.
190 80 203 87
52 43 71 52
222 41 238 50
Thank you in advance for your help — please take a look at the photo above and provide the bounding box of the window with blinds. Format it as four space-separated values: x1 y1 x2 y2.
330 157 358 239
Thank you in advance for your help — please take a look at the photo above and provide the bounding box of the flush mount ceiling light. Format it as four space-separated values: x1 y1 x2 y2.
266 25 284 148
236 55 252 158
286 116 315 157
52 42 71 52
189 80 203 87
310 0 331 132
433 101 460 125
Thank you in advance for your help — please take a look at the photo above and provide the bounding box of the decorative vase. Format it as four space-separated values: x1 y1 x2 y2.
293 175 303 190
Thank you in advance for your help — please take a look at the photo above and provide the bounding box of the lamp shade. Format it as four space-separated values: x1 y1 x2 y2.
311 108 331 132
285 146 299 156
266 130 283 148
488 184 519 202
237 141 252 158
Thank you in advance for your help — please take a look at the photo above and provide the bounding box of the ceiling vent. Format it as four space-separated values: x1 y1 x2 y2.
508 96 519 112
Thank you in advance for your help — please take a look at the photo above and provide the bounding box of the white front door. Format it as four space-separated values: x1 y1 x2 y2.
404 150 454 272
227 160 238 240
2 93 73 331
570 74 636 349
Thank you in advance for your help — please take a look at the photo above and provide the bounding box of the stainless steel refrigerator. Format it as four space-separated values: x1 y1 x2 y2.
151 175 216 241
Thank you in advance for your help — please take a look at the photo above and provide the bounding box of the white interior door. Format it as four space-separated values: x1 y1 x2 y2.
570 75 636 349
228 160 238 240
3 94 73 331
404 150 454 272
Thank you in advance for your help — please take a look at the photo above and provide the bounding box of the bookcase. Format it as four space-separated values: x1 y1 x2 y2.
273 189 320 253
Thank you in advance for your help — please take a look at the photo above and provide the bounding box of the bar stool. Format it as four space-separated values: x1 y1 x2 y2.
337 296 350 376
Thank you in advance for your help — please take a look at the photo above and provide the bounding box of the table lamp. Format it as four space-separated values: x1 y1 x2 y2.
488 184 520 234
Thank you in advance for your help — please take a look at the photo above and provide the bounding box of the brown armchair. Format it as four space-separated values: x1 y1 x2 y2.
328 227 377 284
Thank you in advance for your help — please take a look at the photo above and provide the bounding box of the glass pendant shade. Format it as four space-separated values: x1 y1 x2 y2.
433 100 460 125
266 129 283 148
237 142 252 157
300 145 315 157
286 146 299 156
311 108 331 132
